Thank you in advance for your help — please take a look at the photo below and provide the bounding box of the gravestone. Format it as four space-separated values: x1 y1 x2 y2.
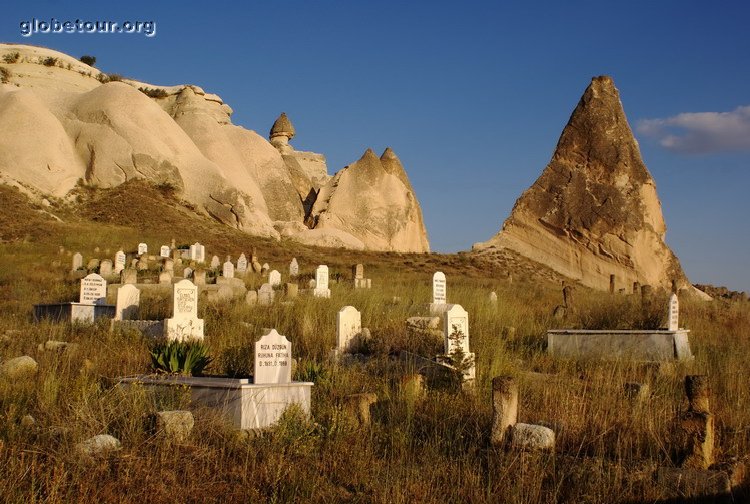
121 268 137 285
237 253 248 273
668 293 679 331
159 272 172 285
222 261 235 279
164 279 204 341
353 264 364 279
444 304 470 355
99 260 113 277
136 257 148 271
261 263 270 274
289 258 299 277
114 250 126 274
163 258 174 273
210 256 220 270
245 290 258 305
314 265 331 298
284 283 298 298
489 291 498 304
189 242 205 263
183 267 193 279
193 268 206 286
254 329 292 384
258 283 274 306
269 270 281 287
138 243 148 256
337 306 362 353
160 245 170 258
115 284 140 320
72 252 83 271
80 273 107 305
433 272 447 304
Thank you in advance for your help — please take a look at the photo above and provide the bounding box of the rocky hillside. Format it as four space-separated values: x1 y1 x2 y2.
474 76 703 296
0 44 430 253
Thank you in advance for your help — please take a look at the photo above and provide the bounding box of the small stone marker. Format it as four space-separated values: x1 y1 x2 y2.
289 258 299 277
210 256 220 270
222 260 234 279
72 252 83 271
80 273 106 305
237 253 248 273
183 267 193 279
668 293 679 331
254 329 292 384
99 259 113 277
138 243 148 256
261 263 270 274
193 268 206 285
115 284 140 320
337 306 362 353
258 283 274 305
158 272 172 285
121 268 137 285
284 283 298 298
163 259 175 274
489 291 498 304
164 279 204 341
269 270 281 287
491 376 519 446
160 245 170 258
314 265 330 298
114 250 126 274
353 264 364 279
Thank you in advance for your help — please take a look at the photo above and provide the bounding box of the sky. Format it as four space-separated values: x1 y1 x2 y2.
2 1 749 292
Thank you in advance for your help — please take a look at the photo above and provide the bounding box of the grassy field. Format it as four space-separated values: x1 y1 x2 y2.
0 183 748 503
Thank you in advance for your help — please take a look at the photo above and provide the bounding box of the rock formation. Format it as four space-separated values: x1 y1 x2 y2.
303 148 430 253
474 76 689 292
0 44 430 252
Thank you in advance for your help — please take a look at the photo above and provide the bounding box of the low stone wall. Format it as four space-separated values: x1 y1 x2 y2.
547 329 693 361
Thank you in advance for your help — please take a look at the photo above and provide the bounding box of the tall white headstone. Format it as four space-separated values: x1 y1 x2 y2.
114 250 126 275
160 245 170 258
668 293 679 331
289 258 299 277
115 284 140 320
164 279 204 341
72 252 83 271
337 306 362 353
443 303 475 382
210 256 220 270
222 260 235 279
254 329 292 384
237 253 248 273
314 265 331 298
80 273 107 305
137 243 148 256
433 272 447 304
269 270 281 287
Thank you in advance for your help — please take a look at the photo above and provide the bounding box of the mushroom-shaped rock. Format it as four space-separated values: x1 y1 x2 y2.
269 112 296 150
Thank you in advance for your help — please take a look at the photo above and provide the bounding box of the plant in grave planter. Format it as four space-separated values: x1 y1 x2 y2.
439 324 475 377
150 340 213 376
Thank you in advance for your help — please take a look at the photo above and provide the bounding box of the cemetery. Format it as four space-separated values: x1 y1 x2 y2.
1 227 749 503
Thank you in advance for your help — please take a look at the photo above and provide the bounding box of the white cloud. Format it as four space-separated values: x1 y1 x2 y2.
636 105 750 154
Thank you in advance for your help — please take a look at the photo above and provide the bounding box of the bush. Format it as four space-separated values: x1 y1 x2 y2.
220 346 254 378
150 340 213 376
139 87 169 99
3 52 19 64
97 73 123 84
42 57 58 67
0 67 10 84
79 55 96 67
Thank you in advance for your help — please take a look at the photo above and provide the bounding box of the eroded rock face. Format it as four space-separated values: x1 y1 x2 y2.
304 148 430 253
474 76 687 291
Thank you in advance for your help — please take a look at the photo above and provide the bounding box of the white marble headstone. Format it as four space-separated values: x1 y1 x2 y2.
444 304 470 355
269 270 281 287
314 265 330 298
210 256 220 269
99 259 113 276
668 293 679 331
337 305 362 353
160 245 170 258
254 329 292 384
164 279 204 341
223 261 235 279
72 252 83 271
258 283 275 305
237 253 248 273
114 250 126 274
289 258 299 277
137 243 148 256
433 272 447 304
115 284 140 320
80 273 107 305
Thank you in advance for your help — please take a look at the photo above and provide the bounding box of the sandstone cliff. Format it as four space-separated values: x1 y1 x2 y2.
474 76 689 292
304 148 430 253
0 44 430 252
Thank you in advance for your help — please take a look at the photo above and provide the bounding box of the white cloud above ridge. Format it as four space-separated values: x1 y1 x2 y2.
636 105 750 154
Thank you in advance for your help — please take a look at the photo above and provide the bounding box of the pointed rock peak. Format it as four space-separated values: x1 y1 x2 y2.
380 147 398 160
270 112 295 140
362 148 378 159
379 147 412 189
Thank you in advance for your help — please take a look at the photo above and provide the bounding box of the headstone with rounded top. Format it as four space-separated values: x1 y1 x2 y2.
258 283 274 305
210 256 220 270
114 250 126 275
254 329 292 384
164 279 204 341
237 253 248 273
160 245 170 258
269 270 281 287
115 284 140 320
223 261 235 279
289 258 299 277
138 243 148 256
80 273 107 305
72 252 83 271
99 259 113 277
314 265 330 298
337 306 362 353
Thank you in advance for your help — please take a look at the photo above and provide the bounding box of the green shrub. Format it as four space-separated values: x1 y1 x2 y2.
3 52 19 64
150 340 213 376
79 55 96 67
97 73 123 84
139 87 168 99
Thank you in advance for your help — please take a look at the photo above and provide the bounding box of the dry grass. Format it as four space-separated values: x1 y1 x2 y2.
0 184 749 503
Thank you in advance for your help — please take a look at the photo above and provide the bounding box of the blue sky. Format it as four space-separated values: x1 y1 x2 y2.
2 1 749 291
